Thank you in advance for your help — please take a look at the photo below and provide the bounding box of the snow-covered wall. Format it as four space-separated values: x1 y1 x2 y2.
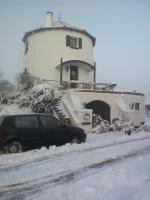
61 89 92 133
75 90 145 126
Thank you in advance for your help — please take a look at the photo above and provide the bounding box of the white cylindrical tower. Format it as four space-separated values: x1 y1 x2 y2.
23 12 96 87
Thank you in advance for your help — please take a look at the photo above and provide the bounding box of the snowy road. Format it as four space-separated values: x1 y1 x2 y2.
0 131 150 200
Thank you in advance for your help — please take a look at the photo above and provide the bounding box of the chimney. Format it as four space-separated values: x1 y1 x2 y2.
46 12 53 27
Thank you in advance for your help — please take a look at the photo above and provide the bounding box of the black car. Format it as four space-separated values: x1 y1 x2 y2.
0 113 86 153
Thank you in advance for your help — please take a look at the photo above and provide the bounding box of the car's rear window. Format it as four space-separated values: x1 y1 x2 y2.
40 116 61 128
2 117 14 128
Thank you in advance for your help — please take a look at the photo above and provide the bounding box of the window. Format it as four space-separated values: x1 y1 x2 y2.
129 102 134 110
129 102 140 111
66 35 82 49
70 66 78 88
14 117 22 128
135 103 140 111
21 116 39 128
40 116 61 128
70 66 78 80
70 37 78 48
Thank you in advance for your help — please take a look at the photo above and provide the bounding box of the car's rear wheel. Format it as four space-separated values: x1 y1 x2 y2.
5 141 23 153
70 137 82 144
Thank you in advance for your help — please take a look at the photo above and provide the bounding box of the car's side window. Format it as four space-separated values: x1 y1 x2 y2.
14 117 22 128
21 116 39 128
40 116 61 128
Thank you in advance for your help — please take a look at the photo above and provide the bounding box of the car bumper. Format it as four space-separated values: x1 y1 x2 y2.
81 133 87 142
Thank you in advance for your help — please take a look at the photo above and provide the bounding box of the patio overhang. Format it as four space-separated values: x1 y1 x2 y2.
56 60 95 72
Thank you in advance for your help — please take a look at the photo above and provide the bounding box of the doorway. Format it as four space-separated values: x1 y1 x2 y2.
85 100 110 122
70 66 78 88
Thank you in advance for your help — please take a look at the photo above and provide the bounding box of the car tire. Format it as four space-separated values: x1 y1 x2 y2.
70 137 82 144
5 141 23 153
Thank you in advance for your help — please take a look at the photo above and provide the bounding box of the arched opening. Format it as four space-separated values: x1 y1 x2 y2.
85 100 111 123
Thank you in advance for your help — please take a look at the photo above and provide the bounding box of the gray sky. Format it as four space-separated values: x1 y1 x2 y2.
0 0 150 93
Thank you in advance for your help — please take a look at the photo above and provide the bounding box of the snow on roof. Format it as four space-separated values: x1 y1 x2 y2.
23 26 96 46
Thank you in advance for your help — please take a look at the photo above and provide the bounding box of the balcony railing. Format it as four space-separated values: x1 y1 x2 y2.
41 79 140 94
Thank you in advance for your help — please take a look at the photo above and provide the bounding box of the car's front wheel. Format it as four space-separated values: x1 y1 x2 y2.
5 141 23 153
70 137 82 144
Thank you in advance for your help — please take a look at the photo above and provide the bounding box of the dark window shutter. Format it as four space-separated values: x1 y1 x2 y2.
66 35 70 46
25 40 28 54
79 38 82 49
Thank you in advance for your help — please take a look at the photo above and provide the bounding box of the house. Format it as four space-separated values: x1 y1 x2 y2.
22 12 145 133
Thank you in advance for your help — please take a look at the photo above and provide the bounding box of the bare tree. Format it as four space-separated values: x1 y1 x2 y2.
16 68 39 92
0 71 14 103
0 80 14 96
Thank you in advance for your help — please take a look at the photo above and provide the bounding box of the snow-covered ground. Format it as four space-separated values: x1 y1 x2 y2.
0 105 150 200
0 131 150 200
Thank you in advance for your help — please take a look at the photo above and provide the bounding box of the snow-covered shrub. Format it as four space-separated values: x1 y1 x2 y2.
30 84 57 114
92 114 102 128
8 81 60 115
91 114 136 134
112 118 135 133
92 114 113 133
111 118 124 131
122 121 135 135
17 92 32 107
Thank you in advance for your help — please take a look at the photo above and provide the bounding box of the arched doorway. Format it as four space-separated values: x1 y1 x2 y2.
85 100 110 122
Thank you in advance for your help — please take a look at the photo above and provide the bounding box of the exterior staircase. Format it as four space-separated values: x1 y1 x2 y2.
53 97 71 124
54 89 92 133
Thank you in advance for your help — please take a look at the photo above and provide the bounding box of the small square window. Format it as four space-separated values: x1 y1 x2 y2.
66 35 82 49
129 102 134 110
70 37 78 48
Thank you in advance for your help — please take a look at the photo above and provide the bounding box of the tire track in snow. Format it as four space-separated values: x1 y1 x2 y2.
1 144 150 200
0 135 150 173
45 145 150 185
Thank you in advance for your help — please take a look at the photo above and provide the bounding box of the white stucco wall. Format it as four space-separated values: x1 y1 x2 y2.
24 29 94 82
54 63 93 84
75 90 145 126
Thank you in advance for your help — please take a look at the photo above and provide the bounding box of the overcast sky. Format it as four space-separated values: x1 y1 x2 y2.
0 0 150 93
